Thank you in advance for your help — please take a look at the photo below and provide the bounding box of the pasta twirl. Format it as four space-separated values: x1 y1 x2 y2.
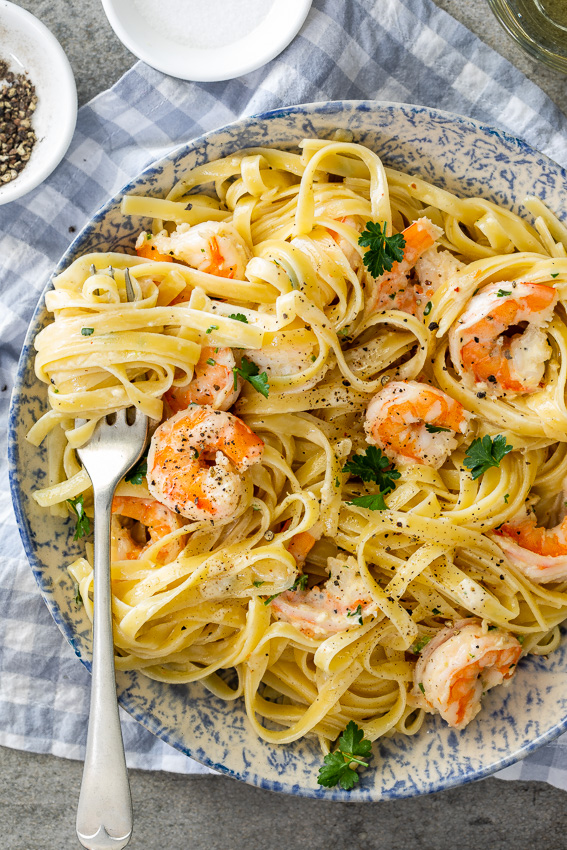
28 138 567 758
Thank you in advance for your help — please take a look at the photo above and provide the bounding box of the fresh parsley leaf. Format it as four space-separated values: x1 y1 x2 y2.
424 423 450 433
463 435 513 480
551 273 559 279
229 313 248 323
67 495 91 540
411 635 432 653
347 493 388 511
496 289 512 297
317 752 360 791
233 355 270 398
81 327 94 336
504 493 509 503
125 454 148 486
317 721 372 790
343 446 400 492
358 221 406 279
206 325 218 334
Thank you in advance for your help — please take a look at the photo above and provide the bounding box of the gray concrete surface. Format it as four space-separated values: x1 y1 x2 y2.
4 1 567 848
3 745 567 850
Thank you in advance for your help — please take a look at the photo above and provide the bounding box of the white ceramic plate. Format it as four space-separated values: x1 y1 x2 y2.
9 101 567 799
101 0 312 82
0 1 77 205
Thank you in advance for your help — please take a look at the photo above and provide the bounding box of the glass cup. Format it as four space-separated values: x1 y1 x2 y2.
487 0 567 72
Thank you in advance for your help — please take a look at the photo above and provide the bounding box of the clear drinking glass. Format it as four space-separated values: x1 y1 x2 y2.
487 0 567 72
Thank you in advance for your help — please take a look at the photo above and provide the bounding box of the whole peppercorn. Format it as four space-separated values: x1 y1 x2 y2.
0 59 38 185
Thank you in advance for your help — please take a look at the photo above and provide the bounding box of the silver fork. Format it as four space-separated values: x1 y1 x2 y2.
75 406 149 850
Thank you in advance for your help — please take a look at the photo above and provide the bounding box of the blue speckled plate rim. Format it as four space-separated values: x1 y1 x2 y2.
8 99 567 800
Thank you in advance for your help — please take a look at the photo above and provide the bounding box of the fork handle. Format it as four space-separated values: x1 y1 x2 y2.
76 486 133 850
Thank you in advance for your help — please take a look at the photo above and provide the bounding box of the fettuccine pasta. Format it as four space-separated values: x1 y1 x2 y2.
28 137 567 765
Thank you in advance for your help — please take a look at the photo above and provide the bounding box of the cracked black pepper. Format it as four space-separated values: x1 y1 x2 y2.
0 59 38 185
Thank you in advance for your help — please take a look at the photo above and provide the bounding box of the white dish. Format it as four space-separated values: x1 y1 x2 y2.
0 1 77 206
101 0 313 82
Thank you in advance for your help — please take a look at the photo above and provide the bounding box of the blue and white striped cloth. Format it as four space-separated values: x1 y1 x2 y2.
2 0 567 786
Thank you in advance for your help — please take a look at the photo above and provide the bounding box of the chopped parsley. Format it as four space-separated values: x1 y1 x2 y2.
418 682 425 694
358 221 406 279
125 454 148 486
551 273 559 279
317 721 372 790
463 435 513 480
264 593 280 605
424 423 450 433
228 313 248 323
496 289 512 297
411 635 432 654
432 608 441 615
233 355 270 398
74 584 83 606
206 358 216 367
292 574 308 592
423 301 432 317
346 604 363 625
67 495 91 540
252 580 265 587
81 327 94 336
263 573 308 605
504 493 509 503
205 325 218 334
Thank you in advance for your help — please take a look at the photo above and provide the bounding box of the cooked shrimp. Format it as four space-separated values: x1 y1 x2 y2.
364 380 469 468
271 556 377 638
141 221 251 279
243 322 322 390
449 281 557 395
111 496 186 564
165 346 241 413
414 244 464 318
285 521 323 566
495 508 567 583
366 218 443 315
135 232 174 263
147 406 264 521
287 532 317 566
326 215 364 271
413 618 522 729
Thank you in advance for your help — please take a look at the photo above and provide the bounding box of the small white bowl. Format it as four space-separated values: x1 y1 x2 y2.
101 0 313 82
0 1 77 206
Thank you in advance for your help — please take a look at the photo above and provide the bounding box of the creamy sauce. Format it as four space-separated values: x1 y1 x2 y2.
132 0 276 49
